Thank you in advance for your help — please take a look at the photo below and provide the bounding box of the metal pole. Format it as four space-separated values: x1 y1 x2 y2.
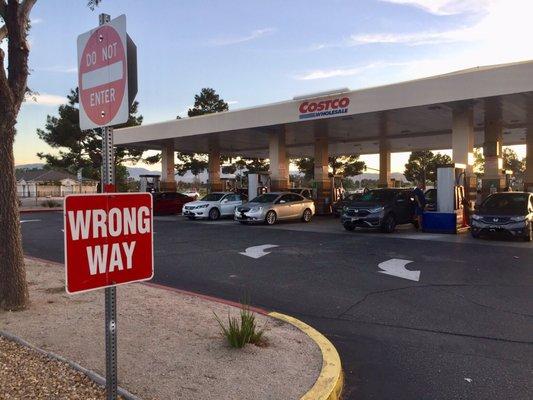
99 13 117 400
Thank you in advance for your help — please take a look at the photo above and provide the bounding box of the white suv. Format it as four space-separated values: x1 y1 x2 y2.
183 192 245 220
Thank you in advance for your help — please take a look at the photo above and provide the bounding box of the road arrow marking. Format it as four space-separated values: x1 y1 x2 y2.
239 244 279 259
378 258 420 282
20 219 41 224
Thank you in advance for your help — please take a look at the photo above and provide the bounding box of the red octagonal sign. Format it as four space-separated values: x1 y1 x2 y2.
64 193 154 294
77 15 129 130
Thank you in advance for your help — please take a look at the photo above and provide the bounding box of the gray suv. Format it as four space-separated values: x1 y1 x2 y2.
341 189 416 233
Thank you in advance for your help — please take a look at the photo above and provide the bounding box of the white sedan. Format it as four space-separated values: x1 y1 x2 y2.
183 192 245 221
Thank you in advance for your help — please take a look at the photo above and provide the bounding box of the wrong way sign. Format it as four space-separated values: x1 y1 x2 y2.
64 193 153 294
77 14 136 130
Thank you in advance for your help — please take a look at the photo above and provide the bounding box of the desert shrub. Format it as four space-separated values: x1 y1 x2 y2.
214 305 265 348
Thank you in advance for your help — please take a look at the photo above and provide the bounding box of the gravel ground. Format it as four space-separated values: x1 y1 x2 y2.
0 336 109 400
0 258 321 400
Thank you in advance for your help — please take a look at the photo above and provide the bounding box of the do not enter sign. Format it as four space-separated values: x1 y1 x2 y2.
77 14 131 130
64 193 154 294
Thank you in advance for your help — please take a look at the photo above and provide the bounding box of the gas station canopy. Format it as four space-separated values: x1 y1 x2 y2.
115 60 533 157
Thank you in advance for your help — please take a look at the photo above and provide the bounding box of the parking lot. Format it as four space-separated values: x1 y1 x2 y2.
21 211 533 400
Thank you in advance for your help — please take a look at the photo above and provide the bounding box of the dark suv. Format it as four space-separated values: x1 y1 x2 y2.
340 189 416 233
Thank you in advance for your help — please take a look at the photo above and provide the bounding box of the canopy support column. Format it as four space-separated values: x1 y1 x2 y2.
160 140 176 191
483 98 505 193
314 123 331 214
452 102 476 203
208 147 222 192
269 128 289 191
525 101 533 192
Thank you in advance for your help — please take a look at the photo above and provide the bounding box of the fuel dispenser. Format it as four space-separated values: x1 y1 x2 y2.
139 174 161 193
248 172 270 200
423 165 469 233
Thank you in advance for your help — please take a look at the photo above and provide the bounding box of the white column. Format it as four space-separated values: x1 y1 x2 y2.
314 123 331 214
268 128 289 191
208 137 222 192
483 98 505 191
525 104 533 192
452 103 474 173
379 141 391 188
160 140 176 191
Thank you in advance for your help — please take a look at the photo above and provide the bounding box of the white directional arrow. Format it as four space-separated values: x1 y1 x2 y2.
378 258 420 282
19 219 41 224
239 244 279 259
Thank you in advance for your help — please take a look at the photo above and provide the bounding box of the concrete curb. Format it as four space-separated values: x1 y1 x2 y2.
0 330 142 400
269 312 344 400
19 208 63 213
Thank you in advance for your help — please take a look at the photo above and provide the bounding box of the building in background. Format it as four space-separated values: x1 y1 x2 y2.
15 169 97 198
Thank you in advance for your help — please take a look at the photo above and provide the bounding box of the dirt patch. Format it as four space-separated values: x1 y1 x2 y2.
0 259 321 400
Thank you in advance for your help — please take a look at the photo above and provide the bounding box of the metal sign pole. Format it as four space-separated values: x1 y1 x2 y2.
99 13 117 400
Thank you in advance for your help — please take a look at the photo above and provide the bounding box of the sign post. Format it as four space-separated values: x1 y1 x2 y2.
74 13 139 400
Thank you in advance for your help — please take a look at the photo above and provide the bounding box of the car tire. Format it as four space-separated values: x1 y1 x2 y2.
343 223 355 231
524 222 532 242
471 230 480 239
302 208 313 223
208 208 220 221
239 221 248 225
381 213 396 233
265 210 277 225
187 216 195 220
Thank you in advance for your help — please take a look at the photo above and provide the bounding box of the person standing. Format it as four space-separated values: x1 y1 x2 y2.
412 181 426 230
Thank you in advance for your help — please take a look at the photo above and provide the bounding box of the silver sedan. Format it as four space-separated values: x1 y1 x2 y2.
234 192 315 225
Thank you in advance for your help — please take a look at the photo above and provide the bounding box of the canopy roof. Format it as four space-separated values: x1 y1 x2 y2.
115 60 533 157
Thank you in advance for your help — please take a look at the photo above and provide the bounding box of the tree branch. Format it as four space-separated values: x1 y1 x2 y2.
0 24 6 41
0 1 6 20
18 0 36 22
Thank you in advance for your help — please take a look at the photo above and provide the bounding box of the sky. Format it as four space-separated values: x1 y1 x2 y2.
12 0 530 173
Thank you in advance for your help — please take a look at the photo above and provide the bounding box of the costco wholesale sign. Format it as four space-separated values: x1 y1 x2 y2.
64 193 154 294
77 14 129 130
298 96 350 120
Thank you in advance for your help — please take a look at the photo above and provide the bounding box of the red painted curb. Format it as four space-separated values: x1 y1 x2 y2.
23 255 270 316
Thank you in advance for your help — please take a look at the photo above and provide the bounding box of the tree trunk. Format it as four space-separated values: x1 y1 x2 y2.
0 114 29 310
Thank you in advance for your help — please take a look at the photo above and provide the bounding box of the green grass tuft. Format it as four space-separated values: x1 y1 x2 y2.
214 304 265 348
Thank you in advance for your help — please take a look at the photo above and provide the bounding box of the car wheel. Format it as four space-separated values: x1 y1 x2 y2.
265 210 277 225
302 208 313 223
187 216 195 220
381 213 396 233
343 223 355 231
471 230 480 239
208 208 220 221
239 221 248 225
524 222 532 242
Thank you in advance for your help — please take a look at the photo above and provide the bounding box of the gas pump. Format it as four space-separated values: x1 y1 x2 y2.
330 174 345 203
139 174 161 193
248 172 270 200
423 165 468 233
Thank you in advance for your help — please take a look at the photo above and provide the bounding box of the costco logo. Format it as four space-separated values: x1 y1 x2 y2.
298 97 350 120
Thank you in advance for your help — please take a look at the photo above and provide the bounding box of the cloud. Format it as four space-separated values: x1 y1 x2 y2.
23 93 67 106
296 64 378 80
378 0 490 15
227 100 239 105
210 28 275 46
37 66 77 73
348 27 478 46
31 17 44 25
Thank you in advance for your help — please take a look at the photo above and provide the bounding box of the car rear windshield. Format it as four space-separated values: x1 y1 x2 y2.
201 193 225 202
359 190 397 202
481 194 528 214
250 194 279 203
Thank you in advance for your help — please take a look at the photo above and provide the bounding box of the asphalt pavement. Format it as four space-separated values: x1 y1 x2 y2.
21 211 533 400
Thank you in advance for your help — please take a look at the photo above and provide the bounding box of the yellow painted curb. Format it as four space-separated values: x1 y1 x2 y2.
269 312 343 400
